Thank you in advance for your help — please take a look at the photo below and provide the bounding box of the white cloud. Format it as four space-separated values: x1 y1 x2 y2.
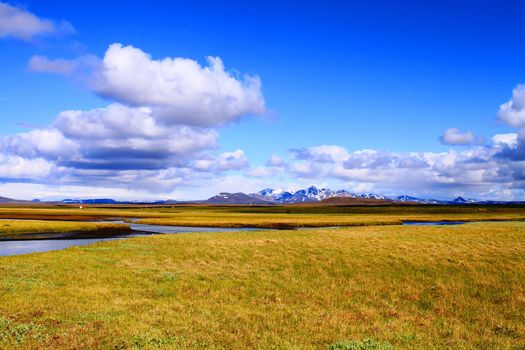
305 145 350 162
290 161 313 175
5 38 269 196
2 104 219 169
217 150 249 171
88 43 266 127
284 140 524 199
0 154 55 180
0 2 73 40
193 150 251 173
0 101 264 196
8 56 525 200
491 133 518 147
266 153 285 167
495 84 525 161
1 128 78 160
29 43 266 128
498 84 525 128
439 127 483 146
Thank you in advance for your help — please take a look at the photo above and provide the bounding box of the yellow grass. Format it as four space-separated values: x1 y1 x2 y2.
0 220 128 237
1 204 524 229
0 222 524 349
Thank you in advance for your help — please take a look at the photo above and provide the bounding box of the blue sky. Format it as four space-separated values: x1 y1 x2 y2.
0 1 524 200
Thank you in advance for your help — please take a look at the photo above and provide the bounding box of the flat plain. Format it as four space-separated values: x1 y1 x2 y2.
0 204 524 349
1 204 525 229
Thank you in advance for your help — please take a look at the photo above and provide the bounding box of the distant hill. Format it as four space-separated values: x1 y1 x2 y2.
60 198 178 205
0 196 24 203
205 192 270 205
62 198 118 204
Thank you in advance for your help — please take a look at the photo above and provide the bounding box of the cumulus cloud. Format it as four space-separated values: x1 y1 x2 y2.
216 150 249 171
78 44 265 127
89 44 265 127
30 44 266 127
292 145 351 163
439 127 483 146
3 104 219 170
193 150 250 172
266 153 285 167
0 154 55 180
11 44 525 200
1 128 78 160
498 84 525 128
0 103 230 191
0 2 74 40
13 41 270 194
0 102 269 195
496 84 525 162
284 141 524 199
289 161 314 176
492 133 518 148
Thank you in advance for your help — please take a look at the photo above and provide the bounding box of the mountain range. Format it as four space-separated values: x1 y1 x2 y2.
252 186 389 203
249 186 523 205
1 186 524 205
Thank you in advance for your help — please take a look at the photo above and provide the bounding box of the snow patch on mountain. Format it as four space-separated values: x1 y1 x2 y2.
251 185 389 203
251 186 491 204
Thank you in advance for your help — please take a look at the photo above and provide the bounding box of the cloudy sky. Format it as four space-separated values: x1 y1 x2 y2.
0 1 524 200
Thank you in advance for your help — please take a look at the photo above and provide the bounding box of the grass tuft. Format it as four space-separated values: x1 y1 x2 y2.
328 339 395 350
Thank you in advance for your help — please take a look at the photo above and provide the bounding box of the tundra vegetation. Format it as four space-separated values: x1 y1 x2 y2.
0 205 524 349
0 204 524 229
0 220 128 237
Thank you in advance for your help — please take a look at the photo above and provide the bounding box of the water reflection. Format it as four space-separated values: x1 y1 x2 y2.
402 221 466 226
0 238 123 256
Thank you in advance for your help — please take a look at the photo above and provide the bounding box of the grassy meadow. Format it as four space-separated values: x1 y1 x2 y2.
0 220 128 237
0 204 524 228
0 220 524 349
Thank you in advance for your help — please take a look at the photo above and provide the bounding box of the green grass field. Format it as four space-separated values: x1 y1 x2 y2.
0 220 524 349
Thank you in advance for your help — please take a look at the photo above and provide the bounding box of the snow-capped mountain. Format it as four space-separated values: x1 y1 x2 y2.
451 196 478 204
206 192 269 204
253 186 329 203
251 186 387 203
251 186 494 205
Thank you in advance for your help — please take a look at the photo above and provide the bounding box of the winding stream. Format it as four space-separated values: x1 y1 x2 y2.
1 219 515 256
402 221 466 226
0 221 258 256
